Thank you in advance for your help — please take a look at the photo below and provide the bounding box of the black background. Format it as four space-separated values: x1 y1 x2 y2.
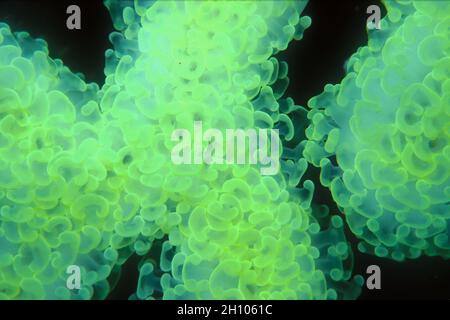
0 0 448 300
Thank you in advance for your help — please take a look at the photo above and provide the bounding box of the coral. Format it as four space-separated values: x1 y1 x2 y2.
102 0 362 300
304 1 450 260
0 0 364 300
0 22 122 299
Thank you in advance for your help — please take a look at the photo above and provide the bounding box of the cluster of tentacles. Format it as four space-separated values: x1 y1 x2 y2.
0 0 448 300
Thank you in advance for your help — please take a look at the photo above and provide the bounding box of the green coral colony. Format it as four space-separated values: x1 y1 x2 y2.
305 0 450 260
0 0 448 300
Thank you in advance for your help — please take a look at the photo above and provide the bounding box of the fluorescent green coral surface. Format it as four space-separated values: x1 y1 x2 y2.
0 22 117 299
304 1 450 260
0 0 363 300
101 0 361 300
